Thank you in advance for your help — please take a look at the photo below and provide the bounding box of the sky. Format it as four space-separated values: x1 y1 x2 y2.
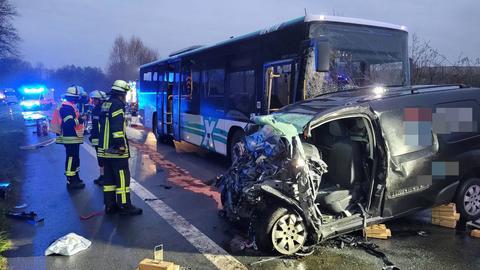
13 0 480 70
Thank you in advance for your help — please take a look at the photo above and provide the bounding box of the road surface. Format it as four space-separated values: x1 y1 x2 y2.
5 125 480 270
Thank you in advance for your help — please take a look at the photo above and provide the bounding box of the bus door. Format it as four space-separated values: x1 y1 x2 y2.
166 61 182 141
156 71 165 137
163 67 175 137
264 59 294 113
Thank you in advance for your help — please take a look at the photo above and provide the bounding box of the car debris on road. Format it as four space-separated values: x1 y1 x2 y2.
6 210 44 224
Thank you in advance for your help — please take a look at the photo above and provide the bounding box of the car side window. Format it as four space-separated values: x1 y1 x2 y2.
379 108 434 157
433 100 479 143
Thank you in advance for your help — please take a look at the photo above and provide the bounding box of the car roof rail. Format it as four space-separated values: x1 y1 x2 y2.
410 84 469 94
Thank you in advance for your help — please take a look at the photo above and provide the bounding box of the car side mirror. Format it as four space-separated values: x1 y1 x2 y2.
314 37 331 72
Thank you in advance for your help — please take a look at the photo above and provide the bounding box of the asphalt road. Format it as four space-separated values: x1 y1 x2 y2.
5 125 480 270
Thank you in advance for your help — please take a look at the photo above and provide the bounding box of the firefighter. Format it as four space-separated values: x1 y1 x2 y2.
77 89 89 115
54 85 85 190
89 90 107 186
98 80 142 215
78 90 90 132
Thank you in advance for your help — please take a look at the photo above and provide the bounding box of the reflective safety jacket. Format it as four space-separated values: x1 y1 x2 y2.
54 101 84 144
89 104 102 146
97 96 129 159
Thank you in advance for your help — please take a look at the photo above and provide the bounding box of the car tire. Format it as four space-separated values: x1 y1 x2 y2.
228 129 244 164
254 207 307 255
455 177 480 220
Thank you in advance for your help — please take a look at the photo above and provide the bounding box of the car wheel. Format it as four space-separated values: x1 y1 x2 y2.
456 177 480 220
255 207 307 255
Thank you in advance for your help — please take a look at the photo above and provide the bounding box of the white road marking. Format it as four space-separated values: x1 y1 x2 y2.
82 144 246 270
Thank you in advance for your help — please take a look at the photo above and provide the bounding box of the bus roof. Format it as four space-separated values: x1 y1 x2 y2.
140 15 407 69
305 15 407 31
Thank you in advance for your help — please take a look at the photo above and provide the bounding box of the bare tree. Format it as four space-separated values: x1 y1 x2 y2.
107 35 158 81
0 0 20 58
410 33 480 86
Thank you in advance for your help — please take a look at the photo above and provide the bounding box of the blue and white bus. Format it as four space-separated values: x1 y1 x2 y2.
138 15 409 160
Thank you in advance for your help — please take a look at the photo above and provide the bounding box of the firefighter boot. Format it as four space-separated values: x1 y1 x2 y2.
66 176 85 190
105 204 118 215
118 204 143 216
93 175 104 186
75 175 84 183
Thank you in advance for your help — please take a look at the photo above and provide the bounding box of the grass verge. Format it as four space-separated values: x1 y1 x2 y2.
0 105 25 269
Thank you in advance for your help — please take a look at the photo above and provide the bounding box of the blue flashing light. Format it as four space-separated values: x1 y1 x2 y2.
20 85 47 95
24 87 45 94
20 100 40 108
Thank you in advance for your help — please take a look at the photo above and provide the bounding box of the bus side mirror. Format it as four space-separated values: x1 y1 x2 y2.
314 38 331 72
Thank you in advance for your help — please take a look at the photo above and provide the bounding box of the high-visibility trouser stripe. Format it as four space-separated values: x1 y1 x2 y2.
57 136 83 144
66 157 76 176
112 131 124 138
116 187 130 195
112 109 124 117
103 118 110 149
97 154 129 158
118 170 127 204
103 185 116 192
63 115 73 122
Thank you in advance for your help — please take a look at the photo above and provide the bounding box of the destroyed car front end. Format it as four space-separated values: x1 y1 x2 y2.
218 85 480 255
217 115 328 255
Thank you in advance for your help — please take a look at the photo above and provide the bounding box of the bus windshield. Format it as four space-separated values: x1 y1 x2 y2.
306 22 409 98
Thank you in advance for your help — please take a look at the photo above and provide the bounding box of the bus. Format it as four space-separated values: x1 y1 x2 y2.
138 15 409 160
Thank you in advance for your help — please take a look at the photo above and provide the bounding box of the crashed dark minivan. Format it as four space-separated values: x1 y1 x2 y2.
218 84 480 255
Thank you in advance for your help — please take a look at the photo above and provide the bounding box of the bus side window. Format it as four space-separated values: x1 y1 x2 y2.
183 70 201 114
201 68 226 117
206 69 225 97
226 70 255 119
181 69 192 97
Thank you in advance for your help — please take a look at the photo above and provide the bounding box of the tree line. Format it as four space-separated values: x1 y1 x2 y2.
0 0 158 99
0 35 158 99
410 33 480 86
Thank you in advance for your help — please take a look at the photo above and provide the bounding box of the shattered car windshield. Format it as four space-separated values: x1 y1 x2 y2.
306 22 409 97
272 113 315 133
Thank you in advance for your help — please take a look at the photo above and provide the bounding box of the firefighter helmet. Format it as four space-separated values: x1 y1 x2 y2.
111 80 131 94
65 85 84 97
90 90 107 100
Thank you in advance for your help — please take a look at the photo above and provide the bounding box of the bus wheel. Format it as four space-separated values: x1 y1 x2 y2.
228 129 244 164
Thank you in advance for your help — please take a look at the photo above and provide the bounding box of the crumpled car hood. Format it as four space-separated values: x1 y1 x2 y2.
217 116 328 242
